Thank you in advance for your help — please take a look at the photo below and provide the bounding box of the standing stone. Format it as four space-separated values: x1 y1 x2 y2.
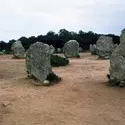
26 42 61 85
2 50 6 54
109 29 125 87
0 52 4 55
11 40 25 58
79 47 83 52
57 48 62 53
50 45 55 54
63 40 80 58
89 44 97 55
96 36 115 59
89 44 92 51
120 29 125 43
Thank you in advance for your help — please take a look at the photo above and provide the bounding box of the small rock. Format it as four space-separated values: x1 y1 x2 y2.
1 102 11 107
43 80 50 84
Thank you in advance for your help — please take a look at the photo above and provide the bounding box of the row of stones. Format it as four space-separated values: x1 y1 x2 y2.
11 29 125 87
11 40 80 59
11 35 118 61
89 36 118 59
89 29 125 87
11 40 80 86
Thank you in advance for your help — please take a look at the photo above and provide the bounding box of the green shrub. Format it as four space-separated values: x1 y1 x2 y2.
76 54 80 58
46 72 61 83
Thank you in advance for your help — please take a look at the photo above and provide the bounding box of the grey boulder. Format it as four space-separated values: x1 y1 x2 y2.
63 40 80 58
26 42 61 85
11 40 25 58
89 44 97 55
96 36 115 59
109 29 125 87
50 45 55 54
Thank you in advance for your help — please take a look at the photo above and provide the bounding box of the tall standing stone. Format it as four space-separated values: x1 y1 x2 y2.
109 29 125 87
11 40 25 58
89 44 97 55
50 45 55 54
63 40 80 58
26 42 61 85
96 36 115 59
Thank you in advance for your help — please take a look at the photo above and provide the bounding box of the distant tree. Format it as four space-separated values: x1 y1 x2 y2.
58 29 71 39
46 31 55 36
7 39 16 51
58 29 69 36
36 35 44 42
18 37 29 49
28 36 37 44
18 36 27 42
0 41 7 51
87 31 95 35
58 29 73 45
0 29 120 52
107 34 120 44
46 31 60 47
78 30 85 35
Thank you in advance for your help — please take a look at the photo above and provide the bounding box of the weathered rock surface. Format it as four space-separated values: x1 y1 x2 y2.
108 29 125 87
50 45 55 54
63 40 80 58
89 44 97 55
26 42 61 85
79 47 83 52
57 48 62 53
96 36 115 59
11 41 25 58
51 55 69 67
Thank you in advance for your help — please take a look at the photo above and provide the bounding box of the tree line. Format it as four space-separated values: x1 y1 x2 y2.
0 29 120 53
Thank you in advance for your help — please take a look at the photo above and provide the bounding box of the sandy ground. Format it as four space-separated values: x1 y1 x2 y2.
0 53 125 125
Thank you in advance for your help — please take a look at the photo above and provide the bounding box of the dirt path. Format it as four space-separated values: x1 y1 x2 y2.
0 53 125 125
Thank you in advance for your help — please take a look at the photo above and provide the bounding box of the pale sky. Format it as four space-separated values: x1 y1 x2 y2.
0 0 125 42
